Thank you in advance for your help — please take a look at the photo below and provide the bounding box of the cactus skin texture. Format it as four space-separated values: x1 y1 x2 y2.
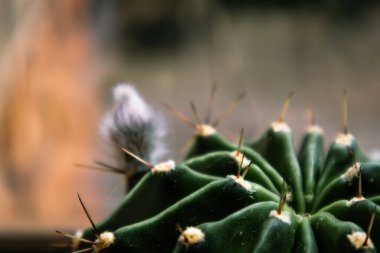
71 85 380 253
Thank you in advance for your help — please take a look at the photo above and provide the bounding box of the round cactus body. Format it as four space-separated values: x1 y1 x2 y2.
65 85 380 253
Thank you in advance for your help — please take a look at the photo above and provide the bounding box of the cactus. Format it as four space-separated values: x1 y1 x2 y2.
58 84 380 253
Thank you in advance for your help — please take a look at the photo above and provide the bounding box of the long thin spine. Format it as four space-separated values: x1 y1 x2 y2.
121 147 155 169
278 92 294 123
343 88 348 135
205 82 217 123
212 92 245 127
363 206 377 246
77 193 100 238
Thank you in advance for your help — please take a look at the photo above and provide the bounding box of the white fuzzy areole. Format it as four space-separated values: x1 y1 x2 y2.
347 196 366 206
179 227 205 246
285 191 293 202
341 162 361 182
228 175 253 191
196 124 216 136
71 230 83 250
230 151 251 168
152 160 175 174
304 194 314 204
335 133 354 146
347 231 373 250
100 83 167 168
271 121 291 133
269 210 291 224
307 125 324 134
95 232 115 251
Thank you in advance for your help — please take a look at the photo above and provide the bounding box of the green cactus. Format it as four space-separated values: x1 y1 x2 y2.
58 84 380 253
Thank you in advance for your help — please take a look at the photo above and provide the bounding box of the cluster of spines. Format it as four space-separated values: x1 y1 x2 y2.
56 84 380 253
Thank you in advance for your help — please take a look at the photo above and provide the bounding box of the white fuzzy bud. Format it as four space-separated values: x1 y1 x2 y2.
100 84 166 173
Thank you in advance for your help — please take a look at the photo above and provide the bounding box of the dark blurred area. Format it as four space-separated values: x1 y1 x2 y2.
1 0 380 252
89 0 380 52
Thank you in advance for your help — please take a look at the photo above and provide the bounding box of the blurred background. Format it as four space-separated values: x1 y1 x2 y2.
0 0 380 251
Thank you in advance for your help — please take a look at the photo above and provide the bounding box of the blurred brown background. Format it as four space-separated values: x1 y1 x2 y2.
0 0 380 241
